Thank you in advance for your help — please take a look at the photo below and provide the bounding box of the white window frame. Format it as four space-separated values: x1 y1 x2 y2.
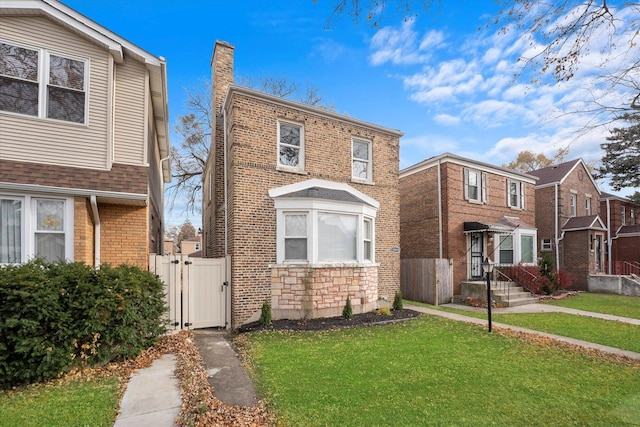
464 168 487 204
275 201 376 266
541 238 553 251
0 194 74 264
631 209 636 225
0 40 88 125
507 179 525 209
622 206 626 225
277 119 304 172
585 197 591 216
570 194 577 217
352 137 372 183
493 229 537 266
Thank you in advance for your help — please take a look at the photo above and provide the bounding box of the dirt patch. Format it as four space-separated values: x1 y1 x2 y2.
237 309 422 333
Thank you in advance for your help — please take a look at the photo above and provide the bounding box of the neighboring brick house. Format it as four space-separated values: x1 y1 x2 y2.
180 235 202 256
529 159 606 289
0 0 170 268
399 153 537 296
600 192 640 274
202 41 402 328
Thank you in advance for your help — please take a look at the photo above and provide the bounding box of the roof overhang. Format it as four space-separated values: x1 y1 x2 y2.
463 221 514 234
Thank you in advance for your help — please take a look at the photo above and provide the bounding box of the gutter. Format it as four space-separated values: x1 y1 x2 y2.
606 198 612 274
554 183 560 273
437 158 443 259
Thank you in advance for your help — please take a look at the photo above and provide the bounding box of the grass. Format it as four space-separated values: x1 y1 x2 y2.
243 316 640 426
0 376 120 427
545 293 640 320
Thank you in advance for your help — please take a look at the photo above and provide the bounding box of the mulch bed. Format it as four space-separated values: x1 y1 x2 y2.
237 308 422 333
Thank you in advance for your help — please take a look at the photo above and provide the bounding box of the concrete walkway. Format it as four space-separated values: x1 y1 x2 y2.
114 302 640 426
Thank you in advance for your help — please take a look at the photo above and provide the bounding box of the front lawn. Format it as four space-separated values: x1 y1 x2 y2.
0 377 120 427
544 293 640 319
241 316 640 426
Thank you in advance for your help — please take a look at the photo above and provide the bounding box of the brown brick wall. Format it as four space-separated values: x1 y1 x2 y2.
73 197 94 265
0 160 148 195
400 160 536 295
99 203 148 269
224 95 400 326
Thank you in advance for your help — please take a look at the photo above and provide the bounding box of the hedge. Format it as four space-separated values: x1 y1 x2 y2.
0 260 167 388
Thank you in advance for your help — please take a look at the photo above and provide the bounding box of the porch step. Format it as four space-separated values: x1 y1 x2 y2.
503 296 540 307
460 280 539 308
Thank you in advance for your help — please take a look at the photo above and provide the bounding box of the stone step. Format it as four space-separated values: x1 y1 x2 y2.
505 296 540 307
492 290 532 300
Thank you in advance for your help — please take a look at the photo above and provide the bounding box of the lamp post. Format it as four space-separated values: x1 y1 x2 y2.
481 258 494 332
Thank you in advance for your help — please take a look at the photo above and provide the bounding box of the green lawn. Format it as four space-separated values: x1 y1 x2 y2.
0 377 120 427
243 316 640 426
545 293 640 319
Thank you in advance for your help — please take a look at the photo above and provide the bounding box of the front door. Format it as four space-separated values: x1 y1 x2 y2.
470 232 484 279
595 235 602 273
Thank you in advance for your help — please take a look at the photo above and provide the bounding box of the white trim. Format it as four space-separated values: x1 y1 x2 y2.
401 152 537 183
268 178 380 209
0 182 147 203
351 137 372 182
277 119 305 172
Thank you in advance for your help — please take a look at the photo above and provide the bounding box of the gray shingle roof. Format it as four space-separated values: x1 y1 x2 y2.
528 159 582 186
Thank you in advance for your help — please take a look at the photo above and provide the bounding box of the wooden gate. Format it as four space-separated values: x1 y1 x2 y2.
149 255 230 330
401 258 453 305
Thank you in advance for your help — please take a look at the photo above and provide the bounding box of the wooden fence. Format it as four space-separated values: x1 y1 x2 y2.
400 258 453 305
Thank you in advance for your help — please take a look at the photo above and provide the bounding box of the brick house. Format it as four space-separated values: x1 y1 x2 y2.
202 41 402 328
399 153 537 296
180 235 202 256
600 192 640 274
529 159 606 289
0 0 170 268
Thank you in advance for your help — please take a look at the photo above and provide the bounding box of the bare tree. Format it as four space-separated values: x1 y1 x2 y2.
167 77 327 214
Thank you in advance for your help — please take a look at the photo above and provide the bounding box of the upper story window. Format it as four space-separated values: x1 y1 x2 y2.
463 168 487 203
0 42 87 124
507 180 525 209
352 138 372 182
585 197 591 216
631 209 636 225
277 120 304 171
570 194 577 217
622 206 626 225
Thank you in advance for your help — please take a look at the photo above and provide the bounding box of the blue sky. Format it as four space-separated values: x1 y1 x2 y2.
62 0 638 228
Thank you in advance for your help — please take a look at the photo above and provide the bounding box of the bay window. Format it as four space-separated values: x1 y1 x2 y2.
0 195 73 264
494 230 537 266
271 179 379 265
0 42 87 124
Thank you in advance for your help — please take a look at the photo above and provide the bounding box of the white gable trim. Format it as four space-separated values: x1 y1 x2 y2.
268 178 380 209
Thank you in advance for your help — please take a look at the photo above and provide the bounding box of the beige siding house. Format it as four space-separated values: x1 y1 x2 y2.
203 41 402 328
0 0 170 268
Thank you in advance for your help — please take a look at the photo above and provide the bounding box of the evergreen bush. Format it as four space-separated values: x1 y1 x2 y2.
259 300 272 326
393 290 403 311
342 296 353 320
0 260 167 389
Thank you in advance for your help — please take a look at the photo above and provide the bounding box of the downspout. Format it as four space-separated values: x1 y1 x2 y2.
90 196 100 268
606 198 612 274
223 107 228 256
437 159 443 259
554 183 560 273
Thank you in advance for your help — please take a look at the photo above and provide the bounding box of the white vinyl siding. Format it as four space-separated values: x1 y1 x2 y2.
113 58 146 164
0 16 109 169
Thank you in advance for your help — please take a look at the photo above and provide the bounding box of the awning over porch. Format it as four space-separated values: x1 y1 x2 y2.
463 221 513 234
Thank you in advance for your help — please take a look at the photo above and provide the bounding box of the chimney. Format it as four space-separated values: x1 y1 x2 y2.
211 40 235 115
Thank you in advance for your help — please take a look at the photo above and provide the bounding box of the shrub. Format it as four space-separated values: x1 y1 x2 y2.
342 296 353 320
375 307 391 316
259 300 272 326
393 290 403 311
0 260 167 389
556 268 577 290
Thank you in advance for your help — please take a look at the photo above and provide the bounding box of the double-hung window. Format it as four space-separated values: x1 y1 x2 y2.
570 194 577 217
284 213 308 261
495 231 537 265
0 42 87 124
498 235 514 264
507 180 525 209
352 138 372 182
277 120 304 171
585 197 591 216
622 206 626 225
0 195 73 264
464 168 487 203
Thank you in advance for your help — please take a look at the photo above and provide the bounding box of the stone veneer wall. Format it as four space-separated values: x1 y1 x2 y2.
271 265 379 319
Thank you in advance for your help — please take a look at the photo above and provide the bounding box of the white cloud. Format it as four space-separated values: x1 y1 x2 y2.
369 20 444 65
433 113 461 126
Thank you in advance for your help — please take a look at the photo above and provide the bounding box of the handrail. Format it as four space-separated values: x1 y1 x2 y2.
492 269 513 302
623 261 640 276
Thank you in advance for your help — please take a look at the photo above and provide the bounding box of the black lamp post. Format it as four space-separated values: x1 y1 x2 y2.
481 258 494 332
